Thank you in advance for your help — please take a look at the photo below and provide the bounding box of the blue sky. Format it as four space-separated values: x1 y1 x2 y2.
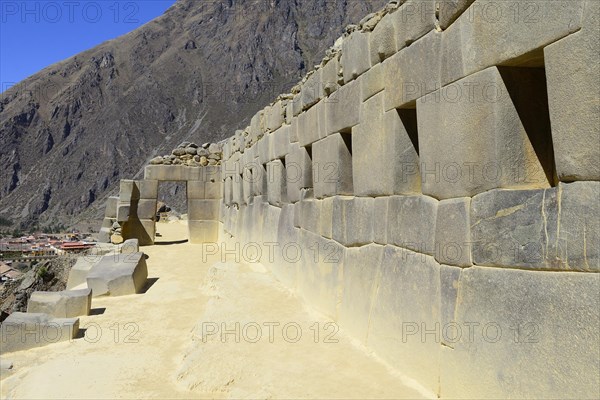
1 0 176 92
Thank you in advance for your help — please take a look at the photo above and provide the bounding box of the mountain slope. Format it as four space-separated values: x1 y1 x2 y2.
0 0 386 230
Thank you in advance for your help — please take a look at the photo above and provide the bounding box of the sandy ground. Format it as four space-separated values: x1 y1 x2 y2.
0 221 430 399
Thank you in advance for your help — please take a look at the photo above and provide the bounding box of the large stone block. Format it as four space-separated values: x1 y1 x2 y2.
441 266 600 399
387 195 438 255
267 160 287 207
391 0 436 50
368 246 442 393
104 196 119 218
296 197 320 234
332 197 374 247
341 30 371 83
188 220 219 244
373 197 388 245
435 197 472 267
1 313 79 353
144 165 186 181
66 257 100 289
418 66 554 199
369 12 397 65
252 161 268 197
116 203 130 223
273 204 299 289
27 289 92 318
436 0 475 30
544 3 600 181
86 252 148 297
224 177 233 206
441 0 584 85
353 93 421 196
320 57 340 96
383 29 441 111
122 219 155 246
296 229 345 320
301 71 322 111
97 227 111 244
135 199 157 220
139 180 158 199
319 197 334 239
360 62 384 102
120 180 140 202
285 143 312 203
325 79 361 135
188 199 220 221
232 175 243 206
339 244 384 342
313 133 353 198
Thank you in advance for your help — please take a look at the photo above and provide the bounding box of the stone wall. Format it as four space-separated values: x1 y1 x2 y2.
102 0 599 398
217 0 599 397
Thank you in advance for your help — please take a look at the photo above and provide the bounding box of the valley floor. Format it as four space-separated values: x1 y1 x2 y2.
0 222 428 399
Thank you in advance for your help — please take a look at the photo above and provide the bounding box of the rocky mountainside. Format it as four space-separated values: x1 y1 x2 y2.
0 0 386 230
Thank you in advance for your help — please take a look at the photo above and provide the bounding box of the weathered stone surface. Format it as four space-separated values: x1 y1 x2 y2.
369 12 397 65
104 196 119 218
296 197 320 234
119 180 140 202
188 199 220 221
297 102 322 147
285 143 312 203
332 196 374 247
188 220 219 244
135 199 157 220
438 264 461 345
301 71 322 110
437 0 475 30
383 29 441 111
86 252 148 297
320 57 340 96
1 313 79 353
224 177 233 206
296 229 345 320
435 197 472 267
418 66 554 199
319 197 334 239
271 125 291 160
441 266 600 399
273 204 299 289
187 181 205 200
368 245 442 393
138 180 158 199
266 101 284 132
252 161 268 197
116 203 130 223
325 79 361 135
232 174 244 206
313 133 353 198
27 288 92 318
97 228 111 243
387 195 438 255
544 3 600 181
360 63 384 102
340 244 384 342
119 239 139 254
122 219 155 246
267 160 287 207
144 165 187 181
341 30 371 83
471 188 557 270
441 0 584 86
373 197 388 245
391 0 436 50
66 257 100 289
354 93 421 196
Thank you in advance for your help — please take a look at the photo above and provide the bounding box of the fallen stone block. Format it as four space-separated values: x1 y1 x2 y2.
66 257 101 289
313 133 353 199
27 289 92 318
86 252 148 297
1 312 79 353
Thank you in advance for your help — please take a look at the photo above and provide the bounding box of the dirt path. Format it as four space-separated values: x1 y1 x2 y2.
0 222 429 399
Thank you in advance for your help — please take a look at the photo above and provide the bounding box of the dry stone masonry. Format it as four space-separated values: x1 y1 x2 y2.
99 1 599 398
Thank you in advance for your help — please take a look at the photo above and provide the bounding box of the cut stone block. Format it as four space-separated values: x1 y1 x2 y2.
418 66 554 199
319 197 334 239
86 252 148 297
391 0 436 50
290 115 299 143
296 197 320 234
440 0 584 86
27 288 92 318
116 203 130 223
387 195 438 256
232 174 244 206
332 197 374 247
441 266 600 399
339 244 384 342
188 199 220 221
97 228 111 244
436 0 475 30
373 197 389 245
135 199 157 220
383 29 441 111
266 101 284 132
360 63 384 102
187 181 205 200
369 12 397 65
224 177 233 206
139 180 158 199
273 204 299 289
435 197 472 267
301 70 323 110
188 220 219 244
252 161 268 197
272 125 291 160
341 30 371 83
325 79 361 135
313 133 353 199
104 196 119 218
285 143 313 203
66 257 101 289
353 93 421 196
368 246 442 393
320 57 340 96
144 165 187 181
122 219 155 246
0 313 79 353
438 264 461 346
118 239 139 254
120 180 140 203
267 160 287 207
297 103 322 147
544 6 600 181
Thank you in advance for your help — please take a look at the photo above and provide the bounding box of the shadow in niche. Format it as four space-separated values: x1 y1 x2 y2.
89 307 106 316
498 66 557 186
